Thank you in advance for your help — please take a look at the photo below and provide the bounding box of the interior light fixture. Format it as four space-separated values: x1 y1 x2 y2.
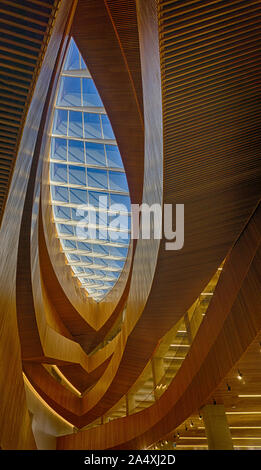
226 411 261 415
238 395 261 398
229 426 261 430
179 437 206 440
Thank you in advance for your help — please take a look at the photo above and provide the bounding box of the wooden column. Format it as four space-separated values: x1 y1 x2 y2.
126 393 136 415
201 404 233 450
152 357 165 400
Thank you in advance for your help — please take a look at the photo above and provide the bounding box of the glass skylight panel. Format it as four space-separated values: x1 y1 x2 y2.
84 113 102 139
109 171 128 192
68 140 85 163
53 109 68 135
49 38 130 302
58 224 74 236
57 76 82 107
101 115 115 139
51 185 69 203
69 188 87 204
77 242 92 253
68 165 86 186
88 191 109 208
62 239 77 250
53 205 71 220
87 168 108 190
68 111 83 138
50 163 67 184
110 193 131 211
51 138 67 161
82 78 103 107
64 39 80 70
106 144 123 169
85 142 106 166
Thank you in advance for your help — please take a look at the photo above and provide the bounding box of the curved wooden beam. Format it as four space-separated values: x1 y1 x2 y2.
39 206 132 352
11 0 261 436
57 202 261 448
72 0 144 207
54 0 261 427
39 1 141 338
0 0 77 449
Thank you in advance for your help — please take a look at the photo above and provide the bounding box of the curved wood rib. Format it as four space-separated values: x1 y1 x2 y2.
9 0 141 426
0 0 77 450
41 150 134 334
30 210 119 374
19 0 160 427
0 0 59 224
57 202 261 448
39 3 140 340
54 0 261 428
10 2 125 415
72 0 144 207
39 206 132 353
3 0 260 447
22 0 261 430
104 0 144 117
44 0 163 427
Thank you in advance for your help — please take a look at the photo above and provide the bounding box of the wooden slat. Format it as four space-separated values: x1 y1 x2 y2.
0 44 38 61
0 0 60 225
0 59 34 75
0 82 28 97
0 17 45 36
0 0 76 450
0 99 24 111
0 7 50 27
0 0 51 18
27 0 54 9
0 52 36 67
57 203 261 449
0 71 33 87
0 26 42 44
0 35 40 52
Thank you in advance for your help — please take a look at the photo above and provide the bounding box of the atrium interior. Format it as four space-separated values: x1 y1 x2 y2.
0 0 260 452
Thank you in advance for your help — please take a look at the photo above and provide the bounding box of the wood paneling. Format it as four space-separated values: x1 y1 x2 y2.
39 203 132 350
57 203 261 449
0 0 59 224
0 0 76 450
55 0 261 427
1 0 261 448
37 0 142 346
26 0 261 431
72 0 144 207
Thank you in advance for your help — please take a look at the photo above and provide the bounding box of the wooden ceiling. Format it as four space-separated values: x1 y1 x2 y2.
0 0 59 224
56 203 261 449
71 0 144 208
0 0 261 450
22 0 261 437
154 334 261 450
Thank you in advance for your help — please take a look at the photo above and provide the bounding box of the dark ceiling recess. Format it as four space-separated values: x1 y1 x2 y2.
0 0 58 225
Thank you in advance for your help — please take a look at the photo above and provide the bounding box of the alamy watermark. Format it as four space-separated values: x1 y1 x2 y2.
75 196 184 250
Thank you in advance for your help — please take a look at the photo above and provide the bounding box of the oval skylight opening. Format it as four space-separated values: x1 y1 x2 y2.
49 38 131 302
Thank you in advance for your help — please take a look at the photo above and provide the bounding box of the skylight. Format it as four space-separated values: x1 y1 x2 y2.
49 38 131 302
